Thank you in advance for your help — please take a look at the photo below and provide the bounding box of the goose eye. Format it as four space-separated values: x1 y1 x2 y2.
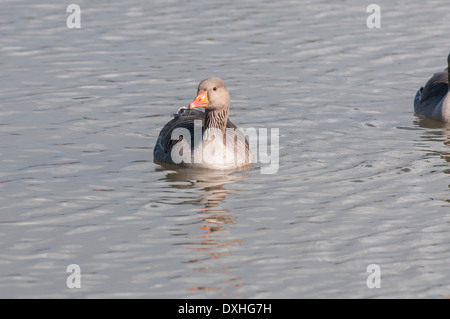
213 87 217 91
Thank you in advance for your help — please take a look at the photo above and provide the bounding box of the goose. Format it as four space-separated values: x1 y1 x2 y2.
414 53 450 122
153 78 253 170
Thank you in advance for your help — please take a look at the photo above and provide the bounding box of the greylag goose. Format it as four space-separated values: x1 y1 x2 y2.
154 78 253 170
414 54 450 122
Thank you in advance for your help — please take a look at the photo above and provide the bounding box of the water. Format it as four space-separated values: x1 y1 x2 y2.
0 0 449 298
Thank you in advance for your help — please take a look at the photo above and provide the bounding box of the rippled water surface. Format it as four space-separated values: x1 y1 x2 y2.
1 0 450 298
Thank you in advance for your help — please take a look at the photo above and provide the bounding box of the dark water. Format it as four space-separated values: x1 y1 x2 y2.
0 0 449 298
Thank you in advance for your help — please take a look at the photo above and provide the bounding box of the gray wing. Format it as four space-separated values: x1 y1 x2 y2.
420 69 448 102
154 109 205 165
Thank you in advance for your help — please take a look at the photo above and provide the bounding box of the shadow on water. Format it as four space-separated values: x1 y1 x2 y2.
155 166 252 293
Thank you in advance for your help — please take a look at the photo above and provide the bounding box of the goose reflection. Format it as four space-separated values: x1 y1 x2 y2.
157 167 251 293
415 118 450 165
159 167 250 221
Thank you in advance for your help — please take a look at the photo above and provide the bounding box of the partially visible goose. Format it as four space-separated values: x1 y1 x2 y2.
414 54 450 122
154 78 253 170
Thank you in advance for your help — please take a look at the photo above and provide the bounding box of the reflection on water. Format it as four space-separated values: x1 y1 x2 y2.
158 167 250 292
161 168 246 208
415 119 450 164
414 119 450 205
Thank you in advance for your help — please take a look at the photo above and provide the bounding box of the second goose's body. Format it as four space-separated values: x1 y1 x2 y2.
414 54 450 122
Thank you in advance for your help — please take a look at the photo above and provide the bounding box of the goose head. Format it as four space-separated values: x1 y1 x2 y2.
189 77 230 112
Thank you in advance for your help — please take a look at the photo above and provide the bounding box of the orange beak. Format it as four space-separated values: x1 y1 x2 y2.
189 91 209 109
